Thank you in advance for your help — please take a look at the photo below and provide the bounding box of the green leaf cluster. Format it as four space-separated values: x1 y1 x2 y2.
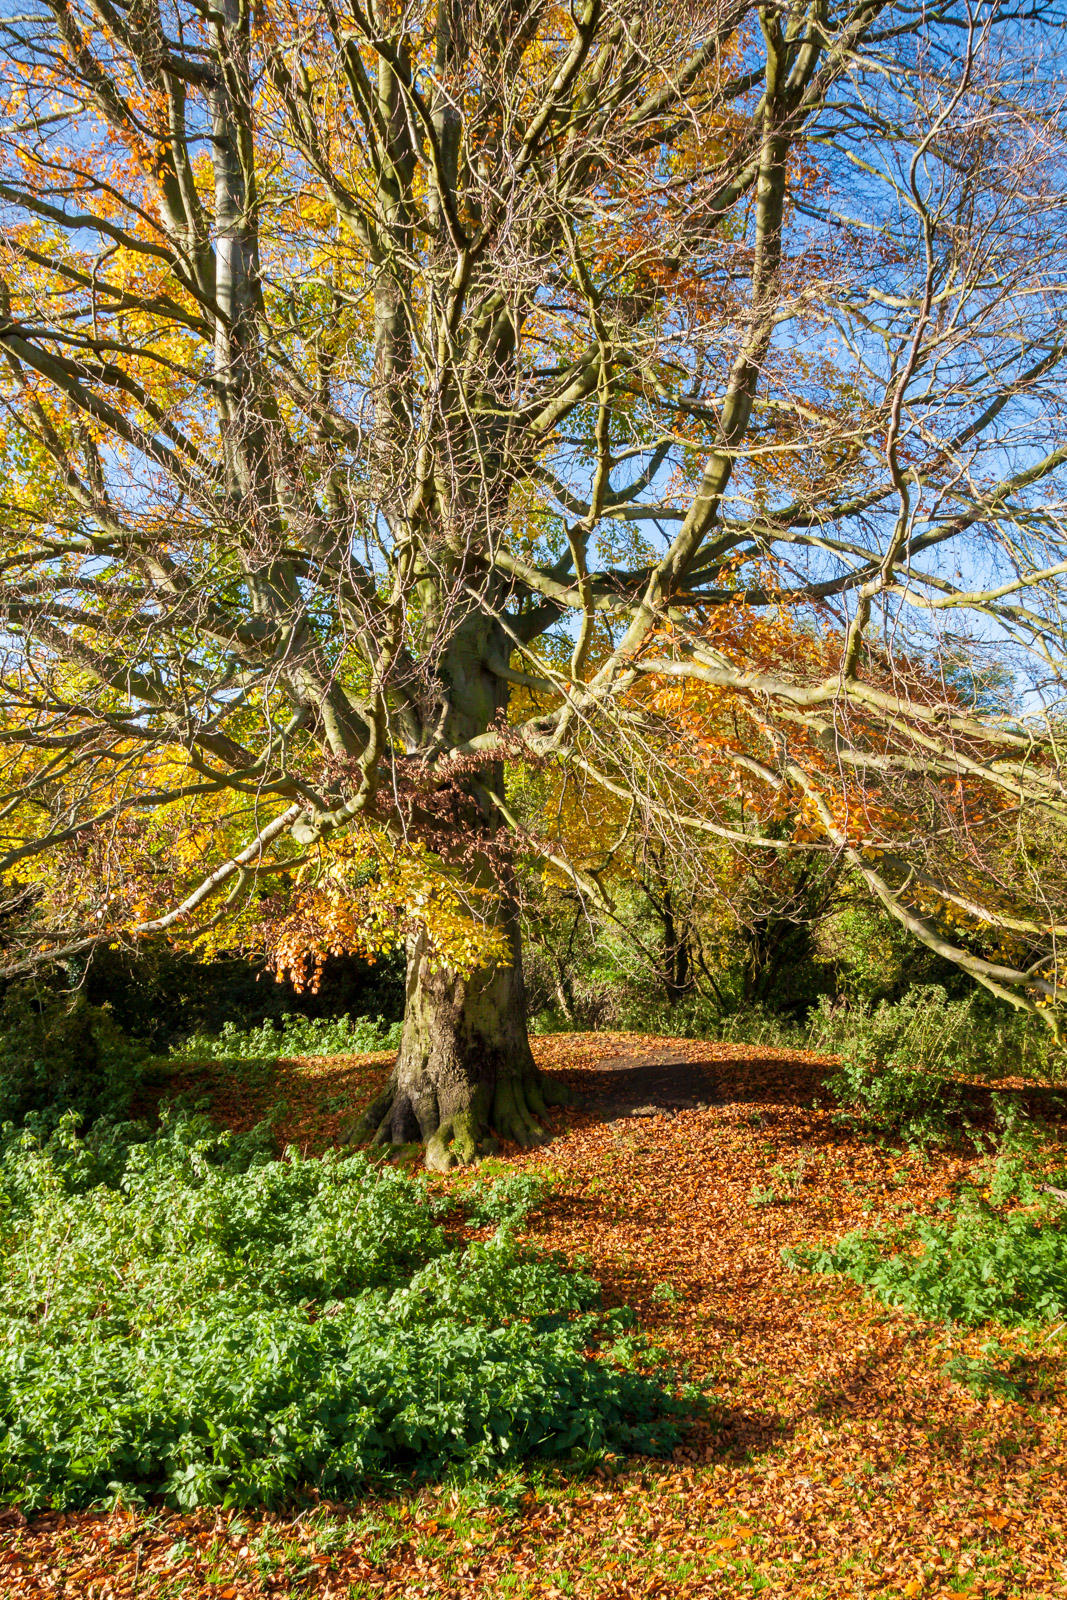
786 1194 1067 1327
0 1111 684 1510
454 1171 557 1230
171 1011 403 1063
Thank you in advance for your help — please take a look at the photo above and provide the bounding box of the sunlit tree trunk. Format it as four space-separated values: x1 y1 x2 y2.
352 600 567 1164
357 902 561 1169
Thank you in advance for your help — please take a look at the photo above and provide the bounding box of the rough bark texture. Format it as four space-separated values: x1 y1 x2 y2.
353 915 565 1169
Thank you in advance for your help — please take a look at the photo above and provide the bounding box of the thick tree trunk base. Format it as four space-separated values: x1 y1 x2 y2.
354 1065 570 1170
345 925 570 1170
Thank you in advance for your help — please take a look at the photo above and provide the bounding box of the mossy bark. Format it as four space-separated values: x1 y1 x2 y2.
353 912 565 1170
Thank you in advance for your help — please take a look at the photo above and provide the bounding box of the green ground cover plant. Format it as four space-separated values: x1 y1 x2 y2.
788 1196 1067 1325
787 1120 1067 1327
455 1170 558 1230
171 1011 403 1062
0 1110 687 1513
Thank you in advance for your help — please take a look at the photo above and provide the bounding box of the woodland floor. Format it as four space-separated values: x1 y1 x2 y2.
2 1034 1066 1599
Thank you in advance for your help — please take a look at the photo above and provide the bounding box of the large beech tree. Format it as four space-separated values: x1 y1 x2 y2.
3 0 1067 1164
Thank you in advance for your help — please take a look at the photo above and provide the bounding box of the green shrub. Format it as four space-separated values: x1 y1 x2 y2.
0 985 146 1128
815 985 1062 1082
786 1192 1067 1327
825 1058 963 1148
171 1011 403 1063
818 988 1003 1147
816 986 1067 1147
0 1112 687 1511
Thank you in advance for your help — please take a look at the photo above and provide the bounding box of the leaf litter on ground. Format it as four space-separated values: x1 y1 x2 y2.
3 1031 1066 1598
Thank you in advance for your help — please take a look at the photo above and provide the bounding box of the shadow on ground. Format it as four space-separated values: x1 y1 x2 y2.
556 1042 832 1125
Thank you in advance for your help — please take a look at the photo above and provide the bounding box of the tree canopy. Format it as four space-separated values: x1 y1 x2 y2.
3 0 1067 1154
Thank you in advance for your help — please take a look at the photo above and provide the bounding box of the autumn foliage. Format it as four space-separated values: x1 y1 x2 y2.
1 0 1067 1101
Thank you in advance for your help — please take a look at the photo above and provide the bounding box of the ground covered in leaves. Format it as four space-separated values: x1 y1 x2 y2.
3 1035 1065 1598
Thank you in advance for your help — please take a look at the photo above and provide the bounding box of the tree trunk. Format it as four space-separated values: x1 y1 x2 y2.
353 908 563 1170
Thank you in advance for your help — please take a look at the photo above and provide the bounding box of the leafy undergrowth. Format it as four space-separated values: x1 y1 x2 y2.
4 1032 1067 1598
0 1111 684 1513
790 1198 1067 1327
170 1013 403 1065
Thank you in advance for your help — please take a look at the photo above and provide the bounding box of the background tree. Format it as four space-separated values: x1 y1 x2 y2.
3 0 1067 1164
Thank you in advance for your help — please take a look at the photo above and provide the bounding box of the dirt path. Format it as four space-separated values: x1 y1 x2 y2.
575 1041 725 1119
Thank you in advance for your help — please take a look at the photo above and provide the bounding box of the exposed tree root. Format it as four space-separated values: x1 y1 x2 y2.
345 1067 569 1170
